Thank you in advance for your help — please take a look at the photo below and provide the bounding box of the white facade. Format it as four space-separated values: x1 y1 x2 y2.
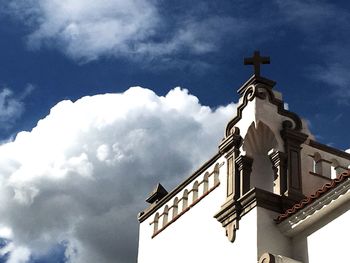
137 74 350 263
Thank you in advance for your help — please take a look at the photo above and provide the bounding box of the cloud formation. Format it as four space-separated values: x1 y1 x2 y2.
7 0 159 61
0 87 236 263
0 85 34 130
4 0 247 63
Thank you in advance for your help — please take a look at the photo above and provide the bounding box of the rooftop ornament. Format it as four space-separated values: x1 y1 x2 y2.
244 51 270 77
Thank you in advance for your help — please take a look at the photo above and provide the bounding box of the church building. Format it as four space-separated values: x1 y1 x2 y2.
137 52 350 263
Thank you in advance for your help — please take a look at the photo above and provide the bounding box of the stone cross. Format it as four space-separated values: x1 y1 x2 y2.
244 51 270 77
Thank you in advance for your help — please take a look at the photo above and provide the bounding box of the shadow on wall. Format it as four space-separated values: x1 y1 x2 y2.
243 122 278 192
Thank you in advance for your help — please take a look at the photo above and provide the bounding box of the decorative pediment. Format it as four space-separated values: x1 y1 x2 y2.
225 75 303 138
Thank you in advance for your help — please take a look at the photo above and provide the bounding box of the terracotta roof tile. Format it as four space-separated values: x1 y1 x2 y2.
275 170 350 223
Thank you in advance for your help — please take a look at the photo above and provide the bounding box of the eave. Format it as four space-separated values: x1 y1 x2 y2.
278 176 350 237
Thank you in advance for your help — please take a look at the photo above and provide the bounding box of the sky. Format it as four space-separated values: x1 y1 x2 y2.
0 0 349 263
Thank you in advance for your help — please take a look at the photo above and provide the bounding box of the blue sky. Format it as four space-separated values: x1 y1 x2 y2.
0 1 349 263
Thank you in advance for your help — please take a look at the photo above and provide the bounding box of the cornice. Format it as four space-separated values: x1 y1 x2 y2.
214 188 295 242
308 140 350 160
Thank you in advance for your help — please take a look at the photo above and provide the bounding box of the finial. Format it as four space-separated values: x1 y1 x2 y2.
244 51 270 77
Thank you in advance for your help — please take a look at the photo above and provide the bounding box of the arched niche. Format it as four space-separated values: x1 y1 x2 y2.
182 190 189 210
330 158 340 179
172 197 179 219
203 172 209 194
243 121 278 192
162 205 169 227
214 163 220 186
192 181 199 202
313 152 322 174
153 212 160 234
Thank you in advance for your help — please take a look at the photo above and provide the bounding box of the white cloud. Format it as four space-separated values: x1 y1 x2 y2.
7 0 159 62
5 0 252 63
274 0 347 30
134 16 251 57
0 86 236 263
308 44 350 102
9 247 31 263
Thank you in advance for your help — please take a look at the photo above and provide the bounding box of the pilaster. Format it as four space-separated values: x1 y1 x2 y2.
219 127 242 201
236 155 254 196
269 150 287 195
280 121 308 201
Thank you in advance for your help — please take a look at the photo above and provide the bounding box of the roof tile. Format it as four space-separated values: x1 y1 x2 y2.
275 170 350 223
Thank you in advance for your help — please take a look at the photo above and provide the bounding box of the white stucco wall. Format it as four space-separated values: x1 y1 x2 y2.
257 208 292 259
292 208 350 263
307 209 350 262
300 144 350 196
138 155 259 263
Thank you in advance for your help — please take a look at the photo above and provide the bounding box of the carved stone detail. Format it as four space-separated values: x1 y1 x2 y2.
280 124 308 201
269 150 287 195
219 127 241 155
259 253 276 263
214 198 241 243
219 127 242 200
225 219 238 242
225 75 303 137
236 155 254 196
215 188 295 243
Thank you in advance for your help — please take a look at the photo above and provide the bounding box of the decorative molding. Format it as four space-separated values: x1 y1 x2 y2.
308 140 350 160
214 188 295 243
219 127 242 155
138 153 222 222
220 126 242 201
269 150 287 195
259 253 276 263
214 198 241 243
152 182 220 238
259 253 302 263
225 75 303 137
280 124 308 201
236 155 253 196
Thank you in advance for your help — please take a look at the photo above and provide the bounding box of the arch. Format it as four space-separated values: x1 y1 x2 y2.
153 212 160 234
330 159 340 179
162 205 169 227
214 163 220 186
192 181 199 202
243 122 278 155
172 197 179 219
182 189 189 210
313 152 322 174
203 172 209 193
243 122 278 192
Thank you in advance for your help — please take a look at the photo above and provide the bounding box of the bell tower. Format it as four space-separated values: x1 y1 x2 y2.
214 51 308 242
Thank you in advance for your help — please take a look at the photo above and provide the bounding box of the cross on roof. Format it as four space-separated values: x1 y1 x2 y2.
244 51 270 77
